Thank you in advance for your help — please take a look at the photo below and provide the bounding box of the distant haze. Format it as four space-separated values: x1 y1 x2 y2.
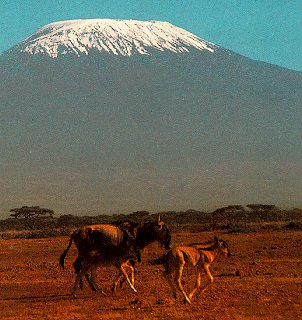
0 19 301 218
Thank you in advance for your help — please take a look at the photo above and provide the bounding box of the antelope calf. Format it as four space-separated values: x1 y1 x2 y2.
158 237 231 304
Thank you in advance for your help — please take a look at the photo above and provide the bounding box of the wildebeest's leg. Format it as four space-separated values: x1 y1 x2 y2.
112 273 123 294
163 270 177 300
72 265 90 298
89 267 106 295
174 262 191 304
90 267 97 291
73 257 85 290
84 272 96 292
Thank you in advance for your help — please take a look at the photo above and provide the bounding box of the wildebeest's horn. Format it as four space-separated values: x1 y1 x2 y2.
157 213 161 224
157 214 164 229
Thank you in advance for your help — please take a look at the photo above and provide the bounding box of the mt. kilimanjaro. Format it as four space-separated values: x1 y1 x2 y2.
1 19 301 216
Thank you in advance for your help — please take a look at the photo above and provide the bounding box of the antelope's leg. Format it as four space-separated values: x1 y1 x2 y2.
204 264 214 283
118 265 137 293
189 271 202 300
174 263 191 304
127 262 135 287
112 261 134 293
196 264 214 298
117 261 134 288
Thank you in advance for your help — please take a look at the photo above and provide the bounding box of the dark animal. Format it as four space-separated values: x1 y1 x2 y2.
59 215 171 295
71 233 141 297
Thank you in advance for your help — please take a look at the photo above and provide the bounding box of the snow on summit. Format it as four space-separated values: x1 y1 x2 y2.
11 19 218 58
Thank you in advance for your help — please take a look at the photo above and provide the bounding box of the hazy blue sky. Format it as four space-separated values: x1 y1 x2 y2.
1 0 301 71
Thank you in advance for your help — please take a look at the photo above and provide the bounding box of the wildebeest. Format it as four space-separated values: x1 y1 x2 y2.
71 233 141 297
153 237 230 304
60 220 139 268
59 215 171 295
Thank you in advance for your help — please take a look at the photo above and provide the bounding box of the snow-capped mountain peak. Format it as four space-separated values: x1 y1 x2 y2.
10 19 218 58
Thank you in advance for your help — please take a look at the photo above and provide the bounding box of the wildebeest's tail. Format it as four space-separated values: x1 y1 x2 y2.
59 231 75 270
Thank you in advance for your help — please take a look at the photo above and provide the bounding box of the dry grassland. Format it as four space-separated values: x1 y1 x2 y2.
0 230 301 319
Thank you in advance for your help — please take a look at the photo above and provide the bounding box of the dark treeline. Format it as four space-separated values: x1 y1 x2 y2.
0 206 302 236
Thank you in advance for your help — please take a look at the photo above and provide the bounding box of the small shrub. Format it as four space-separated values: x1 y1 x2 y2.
283 221 302 230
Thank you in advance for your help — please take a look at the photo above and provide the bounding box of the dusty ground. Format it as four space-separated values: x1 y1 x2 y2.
0 229 301 319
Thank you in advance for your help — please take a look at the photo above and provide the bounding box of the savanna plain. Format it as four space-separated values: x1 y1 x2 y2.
0 227 301 320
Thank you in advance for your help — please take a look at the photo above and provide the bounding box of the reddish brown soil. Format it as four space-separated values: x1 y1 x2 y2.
0 230 301 319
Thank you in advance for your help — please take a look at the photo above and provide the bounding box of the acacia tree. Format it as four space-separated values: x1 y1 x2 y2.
212 205 245 219
246 204 279 221
10 206 54 230
246 204 277 212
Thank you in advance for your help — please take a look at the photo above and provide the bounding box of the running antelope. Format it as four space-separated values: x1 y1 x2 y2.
154 237 231 304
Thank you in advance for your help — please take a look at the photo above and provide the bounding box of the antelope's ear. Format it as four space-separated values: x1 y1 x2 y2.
214 235 219 242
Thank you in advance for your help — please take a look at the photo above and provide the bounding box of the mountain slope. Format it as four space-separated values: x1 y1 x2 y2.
0 19 301 216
